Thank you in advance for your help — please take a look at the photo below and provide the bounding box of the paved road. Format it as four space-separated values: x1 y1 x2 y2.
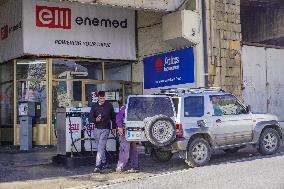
92 151 284 189
1 143 284 189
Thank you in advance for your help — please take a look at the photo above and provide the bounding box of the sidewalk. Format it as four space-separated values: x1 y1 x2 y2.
0 145 185 189
2 143 282 189
0 146 56 167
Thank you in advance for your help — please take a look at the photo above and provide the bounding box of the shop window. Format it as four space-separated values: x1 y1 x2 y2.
52 60 103 80
17 60 46 80
0 61 14 131
52 60 139 110
52 60 103 109
16 60 47 124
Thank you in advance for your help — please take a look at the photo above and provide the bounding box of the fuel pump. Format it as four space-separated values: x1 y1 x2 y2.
53 106 118 167
18 101 41 150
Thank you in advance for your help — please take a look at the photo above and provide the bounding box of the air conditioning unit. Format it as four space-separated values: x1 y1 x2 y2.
162 10 200 48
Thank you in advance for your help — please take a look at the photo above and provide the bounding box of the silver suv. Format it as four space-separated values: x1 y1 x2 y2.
125 88 284 167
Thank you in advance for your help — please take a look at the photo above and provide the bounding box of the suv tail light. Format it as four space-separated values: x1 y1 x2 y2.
176 123 183 138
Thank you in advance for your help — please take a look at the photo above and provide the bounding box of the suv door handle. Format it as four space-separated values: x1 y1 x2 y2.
216 119 222 123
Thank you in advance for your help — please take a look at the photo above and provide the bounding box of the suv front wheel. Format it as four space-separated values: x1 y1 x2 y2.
258 128 280 155
186 138 211 167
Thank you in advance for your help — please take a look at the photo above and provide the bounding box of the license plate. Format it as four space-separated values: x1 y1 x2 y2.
126 131 142 140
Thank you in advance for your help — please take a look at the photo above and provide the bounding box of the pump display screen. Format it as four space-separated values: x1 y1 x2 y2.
19 103 28 116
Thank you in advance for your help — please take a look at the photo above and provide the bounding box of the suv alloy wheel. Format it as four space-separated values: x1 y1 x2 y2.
186 137 211 167
258 128 280 155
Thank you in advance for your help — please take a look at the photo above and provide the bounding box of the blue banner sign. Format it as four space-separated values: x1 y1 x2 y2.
143 47 195 89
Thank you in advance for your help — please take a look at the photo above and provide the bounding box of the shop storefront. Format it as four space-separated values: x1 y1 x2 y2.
0 0 142 145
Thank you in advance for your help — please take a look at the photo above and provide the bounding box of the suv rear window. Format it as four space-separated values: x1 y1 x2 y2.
127 96 174 121
184 96 204 117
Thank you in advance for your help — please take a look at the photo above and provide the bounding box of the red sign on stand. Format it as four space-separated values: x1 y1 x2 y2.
69 123 80 131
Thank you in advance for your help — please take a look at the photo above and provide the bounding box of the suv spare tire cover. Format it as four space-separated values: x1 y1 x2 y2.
144 114 176 147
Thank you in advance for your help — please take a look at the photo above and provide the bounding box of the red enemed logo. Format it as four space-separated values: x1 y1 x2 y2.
69 123 80 131
1 25 8 40
36 5 71 29
154 58 164 73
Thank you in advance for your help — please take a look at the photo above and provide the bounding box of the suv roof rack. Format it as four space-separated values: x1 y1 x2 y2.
159 87 226 95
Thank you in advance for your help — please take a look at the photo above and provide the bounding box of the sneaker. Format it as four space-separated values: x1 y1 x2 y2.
93 166 101 173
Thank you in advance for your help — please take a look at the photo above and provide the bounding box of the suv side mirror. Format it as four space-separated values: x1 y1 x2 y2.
246 105 251 113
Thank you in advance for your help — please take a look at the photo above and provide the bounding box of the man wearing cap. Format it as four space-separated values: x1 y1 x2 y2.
90 91 116 173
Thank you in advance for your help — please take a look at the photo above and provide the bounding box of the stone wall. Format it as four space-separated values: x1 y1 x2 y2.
205 0 242 97
135 0 242 97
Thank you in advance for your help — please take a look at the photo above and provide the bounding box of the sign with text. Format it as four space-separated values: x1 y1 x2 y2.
0 1 24 63
35 5 72 29
22 0 136 60
143 48 195 89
